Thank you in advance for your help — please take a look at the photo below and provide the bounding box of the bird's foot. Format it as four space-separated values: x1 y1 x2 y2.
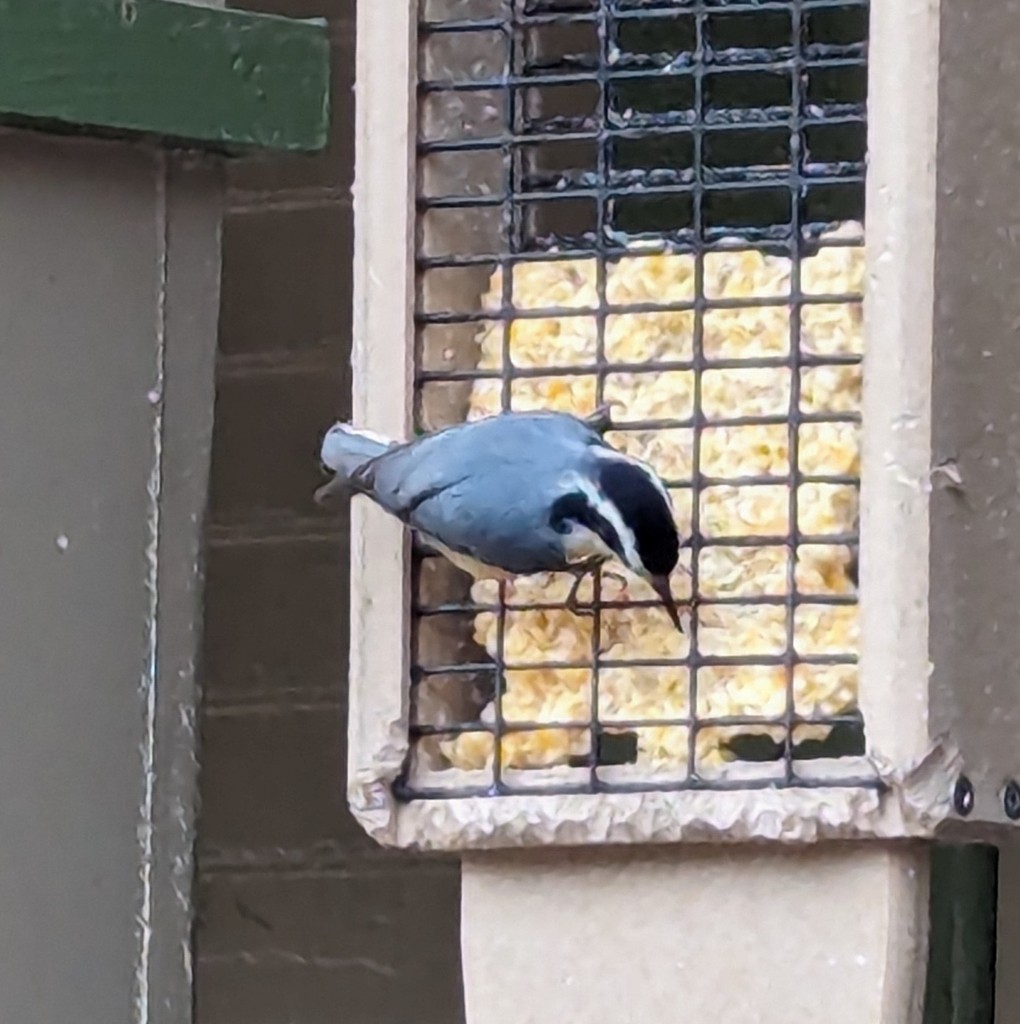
583 403 615 435
313 475 344 507
564 572 595 619
600 568 629 588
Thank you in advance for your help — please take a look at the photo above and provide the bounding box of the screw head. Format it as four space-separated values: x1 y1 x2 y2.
1004 780 1020 821
953 775 975 817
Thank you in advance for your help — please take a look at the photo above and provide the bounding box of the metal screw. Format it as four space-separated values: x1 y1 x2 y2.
953 775 975 816
1004 780 1020 821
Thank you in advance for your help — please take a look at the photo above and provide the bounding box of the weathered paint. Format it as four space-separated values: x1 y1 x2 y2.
0 0 329 153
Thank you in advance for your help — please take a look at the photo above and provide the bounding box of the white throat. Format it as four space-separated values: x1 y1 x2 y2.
560 470 642 574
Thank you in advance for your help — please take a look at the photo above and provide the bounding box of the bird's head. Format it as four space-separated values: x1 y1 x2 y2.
550 450 685 631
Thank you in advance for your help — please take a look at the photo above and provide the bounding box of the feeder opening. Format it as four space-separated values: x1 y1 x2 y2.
405 0 872 800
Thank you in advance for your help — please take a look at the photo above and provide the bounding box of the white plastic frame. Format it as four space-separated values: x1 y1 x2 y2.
346 0 1011 852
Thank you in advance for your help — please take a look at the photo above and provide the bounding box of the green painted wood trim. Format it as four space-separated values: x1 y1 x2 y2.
923 844 999 1024
0 0 329 153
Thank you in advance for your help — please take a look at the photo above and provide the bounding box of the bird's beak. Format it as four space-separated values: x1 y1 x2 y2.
651 575 684 634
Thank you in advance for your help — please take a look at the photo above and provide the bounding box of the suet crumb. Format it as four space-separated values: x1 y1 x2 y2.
438 223 864 773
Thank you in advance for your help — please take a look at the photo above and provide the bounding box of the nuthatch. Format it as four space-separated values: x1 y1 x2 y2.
315 405 686 632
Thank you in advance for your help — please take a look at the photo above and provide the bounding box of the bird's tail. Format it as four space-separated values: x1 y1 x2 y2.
315 422 396 505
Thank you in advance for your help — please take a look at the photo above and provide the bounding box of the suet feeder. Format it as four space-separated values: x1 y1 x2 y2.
347 0 1020 1019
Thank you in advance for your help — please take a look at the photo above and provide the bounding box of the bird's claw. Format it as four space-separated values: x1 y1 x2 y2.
313 476 341 506
583 403 615 434
600 568 629 588
564 572 595 619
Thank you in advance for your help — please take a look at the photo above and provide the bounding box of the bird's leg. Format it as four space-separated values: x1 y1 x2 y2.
601 568 629 588
313 475 347 507
583 403 615 435
563 569 592 618
563 559 609 618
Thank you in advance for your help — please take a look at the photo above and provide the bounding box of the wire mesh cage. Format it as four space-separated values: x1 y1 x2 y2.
397 0 873 804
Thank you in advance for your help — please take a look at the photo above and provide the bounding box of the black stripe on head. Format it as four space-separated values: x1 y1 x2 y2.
549 491 624 561
595 459 679 577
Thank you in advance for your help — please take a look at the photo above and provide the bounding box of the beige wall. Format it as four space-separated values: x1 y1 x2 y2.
192 2 465 1022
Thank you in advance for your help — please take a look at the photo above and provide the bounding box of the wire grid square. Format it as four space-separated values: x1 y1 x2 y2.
405 0 873 800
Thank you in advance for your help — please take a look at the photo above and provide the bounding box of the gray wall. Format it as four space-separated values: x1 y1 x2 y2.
0 134 220 1024
192 3 465 1022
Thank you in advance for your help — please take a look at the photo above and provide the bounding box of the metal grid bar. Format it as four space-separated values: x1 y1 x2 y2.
418 233 863 267
781 0 806 783
406 0 870 800
683 0 707 782
418 366 862 385
419 294 863 326
421 1 867 33
586 0 611 791
419 58 865 93
419 110 865 154
411 713 864 735
420 176 865 209
489 2 525 791
414 654 857 677
417 593 860 615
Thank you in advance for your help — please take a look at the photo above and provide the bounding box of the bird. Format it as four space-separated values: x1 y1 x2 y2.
314 405 686 632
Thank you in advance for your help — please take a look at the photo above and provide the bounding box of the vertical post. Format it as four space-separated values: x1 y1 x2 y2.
0 133 220 1023
996 842 1020 1024
462 845 930 1024
144 154 223 1022
923 845 997 1024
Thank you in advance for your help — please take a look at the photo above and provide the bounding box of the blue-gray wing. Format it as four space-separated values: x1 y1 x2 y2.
408 474 571 574
360 412 602 574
